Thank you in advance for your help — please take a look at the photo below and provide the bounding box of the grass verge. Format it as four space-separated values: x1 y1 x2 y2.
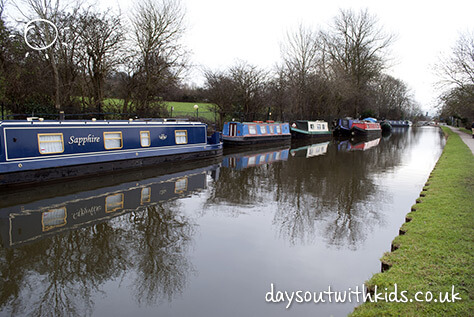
351 127 474 316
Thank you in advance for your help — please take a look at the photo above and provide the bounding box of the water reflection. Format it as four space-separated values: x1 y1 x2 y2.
223 146 290 170
290 140 330 158
335 136 381 152
0 127 446 317
0 163 217 315
208 134 410 248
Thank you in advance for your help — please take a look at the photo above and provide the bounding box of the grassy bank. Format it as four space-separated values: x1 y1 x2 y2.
351 127 474 316
458 127 471 135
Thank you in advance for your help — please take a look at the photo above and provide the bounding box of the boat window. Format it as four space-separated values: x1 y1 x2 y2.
260 125 266 134
275 125 281 134
104 132 123 149
38 133 64 154
175 130 188 144
269 125 274 134
141 187 151 204
248 125 257 135
175 177 188 193
106 193 123 213
317 124 321 130
140 131 151 147
42 207 67 231
310 124 315 130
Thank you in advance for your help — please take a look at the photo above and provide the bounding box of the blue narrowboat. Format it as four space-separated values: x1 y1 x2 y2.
222 121 291 146
0 118 222 187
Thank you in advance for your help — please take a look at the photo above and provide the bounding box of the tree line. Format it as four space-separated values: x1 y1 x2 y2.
1 0 423 125
435 30 474 127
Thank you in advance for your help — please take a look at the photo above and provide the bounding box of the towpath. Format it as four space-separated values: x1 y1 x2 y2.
446 125 474 155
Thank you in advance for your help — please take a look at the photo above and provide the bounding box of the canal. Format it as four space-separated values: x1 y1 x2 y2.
0 126 444 316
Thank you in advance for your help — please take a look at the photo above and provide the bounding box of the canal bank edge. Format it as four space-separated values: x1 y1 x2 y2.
350 127 474 316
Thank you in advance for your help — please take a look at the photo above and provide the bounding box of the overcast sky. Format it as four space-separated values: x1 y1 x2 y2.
9 0 474 113
180 0 473 114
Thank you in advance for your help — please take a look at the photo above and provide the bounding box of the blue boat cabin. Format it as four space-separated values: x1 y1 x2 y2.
223 121 290 138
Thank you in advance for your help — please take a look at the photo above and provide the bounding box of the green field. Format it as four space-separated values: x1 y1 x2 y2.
101 99 217 121
165 102 216 121
351 127 474 316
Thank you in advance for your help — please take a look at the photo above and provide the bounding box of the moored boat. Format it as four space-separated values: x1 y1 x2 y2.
222 121 291 146
0 118 223 187
387 120 412 128
290 120 332 139
333 118 382 136
378 120 392 133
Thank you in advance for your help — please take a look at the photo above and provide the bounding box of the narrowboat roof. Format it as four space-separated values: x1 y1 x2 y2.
295 120 327 123
0 119 205 126
226 121 287 124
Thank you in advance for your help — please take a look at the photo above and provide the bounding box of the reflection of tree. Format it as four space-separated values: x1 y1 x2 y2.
209 134 412 248
0 202 195 315
206 167 269 207
129 204 195 305
0 225 127 316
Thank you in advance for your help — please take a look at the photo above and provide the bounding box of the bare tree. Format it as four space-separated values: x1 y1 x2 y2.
14 0 83 110
321 9 394 117
229 61 268 121
435 31 474 124
203 69 235 128
436 30 474 91
280 24 323 119
370 74 414 119
77 9 124 115
130 0 187 116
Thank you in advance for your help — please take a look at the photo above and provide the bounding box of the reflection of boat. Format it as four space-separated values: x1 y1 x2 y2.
222 121 291 146
337 137 381 152
0 119 222 187
333 118 382 137
0 164 219 248
290 120 332 139
222 146 289 170
290 141 330 158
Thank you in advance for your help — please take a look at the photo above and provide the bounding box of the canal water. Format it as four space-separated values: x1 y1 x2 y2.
0 127 444 316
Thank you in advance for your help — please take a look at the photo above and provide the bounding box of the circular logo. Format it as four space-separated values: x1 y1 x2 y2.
24 18 58 51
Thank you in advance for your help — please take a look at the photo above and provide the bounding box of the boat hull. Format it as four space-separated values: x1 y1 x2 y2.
290 128 332 139
0 146 222 187
351 122 382 136
222 135 291 146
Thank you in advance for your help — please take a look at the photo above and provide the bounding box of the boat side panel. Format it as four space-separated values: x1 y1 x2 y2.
0 126 4 162
4 125 206 160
